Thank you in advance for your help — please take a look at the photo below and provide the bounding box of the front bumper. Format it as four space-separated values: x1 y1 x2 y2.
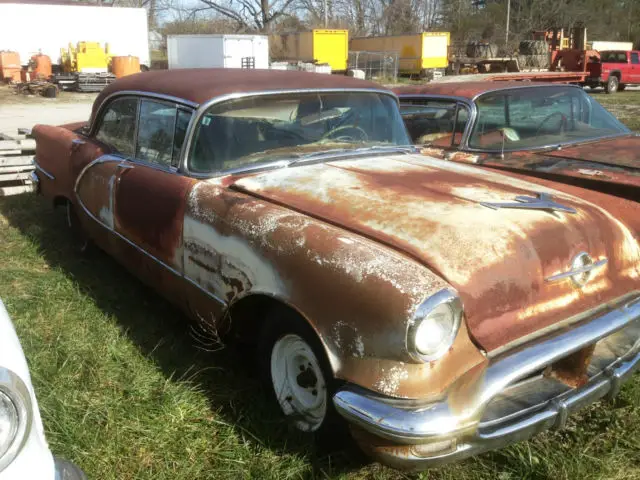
333 293 640 470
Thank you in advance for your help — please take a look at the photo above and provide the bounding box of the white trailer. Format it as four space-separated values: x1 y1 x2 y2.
0 4 150 67
592 41 634 52
167 34 269 70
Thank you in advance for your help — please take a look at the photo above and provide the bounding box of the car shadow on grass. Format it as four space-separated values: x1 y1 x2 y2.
0 194 372 478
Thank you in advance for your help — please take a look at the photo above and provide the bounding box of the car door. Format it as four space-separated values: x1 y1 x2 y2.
112 98 196 298
630 52 640 84
74 96 139 254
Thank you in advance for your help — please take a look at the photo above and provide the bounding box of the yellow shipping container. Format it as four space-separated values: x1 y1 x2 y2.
270 29 349 72
350 32 450 75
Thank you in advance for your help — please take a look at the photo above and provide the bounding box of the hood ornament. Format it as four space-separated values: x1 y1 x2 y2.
481 192 577 214
546 252 607 286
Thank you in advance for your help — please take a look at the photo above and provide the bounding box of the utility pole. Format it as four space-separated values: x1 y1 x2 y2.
505 0 511 45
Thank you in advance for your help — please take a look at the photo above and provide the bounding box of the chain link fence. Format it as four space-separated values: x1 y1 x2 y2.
348 51 399 82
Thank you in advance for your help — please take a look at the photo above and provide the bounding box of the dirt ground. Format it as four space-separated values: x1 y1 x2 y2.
0 85 96 135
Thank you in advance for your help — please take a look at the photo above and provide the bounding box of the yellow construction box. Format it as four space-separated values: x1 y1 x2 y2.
270 29 349 72
350 32 450 75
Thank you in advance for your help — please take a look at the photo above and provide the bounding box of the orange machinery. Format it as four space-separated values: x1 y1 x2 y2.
0 51 21 82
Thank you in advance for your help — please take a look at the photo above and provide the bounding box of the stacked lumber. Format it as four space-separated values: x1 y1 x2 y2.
0 130 36 196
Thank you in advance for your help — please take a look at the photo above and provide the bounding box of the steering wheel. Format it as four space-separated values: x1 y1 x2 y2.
535 111 568 136
321 125 369 142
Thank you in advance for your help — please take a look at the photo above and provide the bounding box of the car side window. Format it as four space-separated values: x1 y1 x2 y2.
95 97 138 156
400 100 467 147
632 53 639 64
136 99 179 168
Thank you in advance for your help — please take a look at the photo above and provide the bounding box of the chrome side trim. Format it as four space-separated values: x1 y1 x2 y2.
179 88 401 178
334 292 640 447
34 161 55 180
75 192 183 279
182 275 227 305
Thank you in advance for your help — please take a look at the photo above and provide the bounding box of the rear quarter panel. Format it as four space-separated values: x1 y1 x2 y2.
33 124 104 202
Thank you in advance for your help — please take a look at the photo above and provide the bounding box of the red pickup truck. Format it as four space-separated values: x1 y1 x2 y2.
586 50 640 93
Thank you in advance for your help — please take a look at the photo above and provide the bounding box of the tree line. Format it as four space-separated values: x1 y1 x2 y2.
67 0 640 48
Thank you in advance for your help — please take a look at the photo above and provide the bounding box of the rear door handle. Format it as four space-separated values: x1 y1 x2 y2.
117 163 134 170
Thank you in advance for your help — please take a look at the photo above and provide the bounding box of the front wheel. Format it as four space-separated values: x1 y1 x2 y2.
259 311 342 436
605 76 619 94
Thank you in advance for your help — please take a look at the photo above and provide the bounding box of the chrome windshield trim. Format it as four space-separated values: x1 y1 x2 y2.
179 88 401 178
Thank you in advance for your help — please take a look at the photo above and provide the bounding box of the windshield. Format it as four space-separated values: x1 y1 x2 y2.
468 86 630 151
188 91 410 173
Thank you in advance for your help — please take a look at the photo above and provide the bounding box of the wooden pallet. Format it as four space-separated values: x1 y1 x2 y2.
0 131 36 197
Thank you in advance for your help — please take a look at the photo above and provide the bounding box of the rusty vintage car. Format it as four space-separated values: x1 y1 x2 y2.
393 82 640 204
31 70 640 470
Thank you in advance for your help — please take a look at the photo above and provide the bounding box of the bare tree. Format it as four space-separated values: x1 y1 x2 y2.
194 0 298 32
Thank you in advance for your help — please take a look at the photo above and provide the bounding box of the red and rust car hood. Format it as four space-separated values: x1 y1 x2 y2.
458 135 640 202
231 153 640 352
540 134 640 168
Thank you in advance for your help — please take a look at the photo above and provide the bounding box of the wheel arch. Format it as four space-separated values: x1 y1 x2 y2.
223 292 340 372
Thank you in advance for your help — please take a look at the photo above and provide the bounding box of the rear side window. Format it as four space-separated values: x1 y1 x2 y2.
95 97 138 156
632 53 639 64
400 100 469 146
601 51 628 63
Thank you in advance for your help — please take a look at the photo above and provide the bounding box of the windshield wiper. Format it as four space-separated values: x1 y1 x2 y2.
287 145 416 167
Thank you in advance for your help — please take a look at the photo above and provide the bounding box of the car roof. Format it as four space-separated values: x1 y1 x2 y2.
392 81 575 100
90 68 385 125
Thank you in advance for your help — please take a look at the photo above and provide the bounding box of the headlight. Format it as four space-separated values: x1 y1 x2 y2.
0 370 30 472
407 289 463 362
0 390 18 459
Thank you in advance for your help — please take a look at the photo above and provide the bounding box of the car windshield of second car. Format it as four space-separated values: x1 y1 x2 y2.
188 91 410 173
469 86 630 151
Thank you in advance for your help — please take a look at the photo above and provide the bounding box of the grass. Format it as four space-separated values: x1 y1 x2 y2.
0 94 640 479
590 90 640 131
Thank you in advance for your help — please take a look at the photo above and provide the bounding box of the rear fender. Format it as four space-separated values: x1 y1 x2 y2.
32 124 104 202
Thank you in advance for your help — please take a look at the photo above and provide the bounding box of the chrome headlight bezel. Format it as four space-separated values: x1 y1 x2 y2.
407 289 463 362
0 368 31 473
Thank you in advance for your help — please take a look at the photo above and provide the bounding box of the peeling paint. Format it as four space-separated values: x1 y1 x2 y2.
375 365 410 396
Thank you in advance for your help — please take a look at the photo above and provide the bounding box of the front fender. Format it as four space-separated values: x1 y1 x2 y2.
183 181 486 399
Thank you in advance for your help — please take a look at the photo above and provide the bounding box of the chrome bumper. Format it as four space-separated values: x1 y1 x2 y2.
333 293 640 470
